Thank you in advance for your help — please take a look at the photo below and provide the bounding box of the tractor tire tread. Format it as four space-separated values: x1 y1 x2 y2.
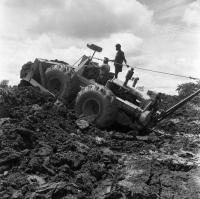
75 84 117 128
45 64 71 96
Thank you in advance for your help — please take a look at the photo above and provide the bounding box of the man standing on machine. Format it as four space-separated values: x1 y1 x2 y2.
111 44 129 78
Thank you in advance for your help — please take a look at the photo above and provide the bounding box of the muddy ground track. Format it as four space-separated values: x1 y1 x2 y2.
0 86 200 199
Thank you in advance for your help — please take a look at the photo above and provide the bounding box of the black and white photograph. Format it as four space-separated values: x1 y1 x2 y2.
0 0 200 198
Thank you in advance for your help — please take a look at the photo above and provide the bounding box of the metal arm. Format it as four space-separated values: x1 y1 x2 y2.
156 88 200 123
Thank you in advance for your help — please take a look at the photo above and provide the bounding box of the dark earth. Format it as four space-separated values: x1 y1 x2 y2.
0 85 200 199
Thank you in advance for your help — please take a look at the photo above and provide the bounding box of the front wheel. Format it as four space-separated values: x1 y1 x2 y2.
75 84 117 128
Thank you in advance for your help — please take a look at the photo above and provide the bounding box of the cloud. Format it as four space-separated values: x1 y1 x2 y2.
1 0 154 39
183 0 200 26
3 0 65 10
125 1 200 77
139 0 195 24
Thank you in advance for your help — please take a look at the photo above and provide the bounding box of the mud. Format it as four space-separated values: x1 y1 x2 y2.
0 86 200 198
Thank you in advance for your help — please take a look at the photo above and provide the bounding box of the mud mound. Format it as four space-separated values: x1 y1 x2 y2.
0 87 121 198
0 86 200 199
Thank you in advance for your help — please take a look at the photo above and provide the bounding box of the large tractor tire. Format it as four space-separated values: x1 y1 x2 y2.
45 64 69 96
75 84 117 128
20 61 33 79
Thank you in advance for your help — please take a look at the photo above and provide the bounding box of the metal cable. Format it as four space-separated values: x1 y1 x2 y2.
93 57 200 80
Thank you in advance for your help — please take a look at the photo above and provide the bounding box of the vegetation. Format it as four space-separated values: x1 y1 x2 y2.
0 80 9 88
176 81 200 104
176 81 200 97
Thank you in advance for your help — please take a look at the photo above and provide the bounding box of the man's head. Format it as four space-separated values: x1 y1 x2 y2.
115 43 121 51
103 57 109 64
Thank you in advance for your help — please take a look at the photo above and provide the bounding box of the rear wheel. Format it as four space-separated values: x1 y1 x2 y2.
75 84 117 128
45 64 69 96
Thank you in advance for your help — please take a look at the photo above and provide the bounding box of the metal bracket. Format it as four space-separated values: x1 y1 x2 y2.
39 63 46 87
22 75 55 97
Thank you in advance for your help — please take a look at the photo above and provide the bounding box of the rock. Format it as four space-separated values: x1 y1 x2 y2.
3 171 8 176
127 130 138 137
75 173 96 193
42 157 56 175
66 152 85 170
34 182 80 198
36 182 66 195
0 148 21 169
28 157 44 172
95 136 106 145
27 175 45 186
2 193 10 199
73 141 89 154
51 151 85 170
51 183 80 198
103 191 124 199
11 128 37 149
37 143 52 156
54 99 65 109
89 163 106 180
93 179 112 198
0 118 10 126
169 118 180 124
157 154 195 171
76 119 89 129
0 165 10 173
178 150 194 158
148 132 160 142
111 132 124 140
62 195 78 199
12 190 23 199
31 104 42 111
101 148 114 157
136 136 148 141
59 164 73 176
6 172 29 189
29 192 45 199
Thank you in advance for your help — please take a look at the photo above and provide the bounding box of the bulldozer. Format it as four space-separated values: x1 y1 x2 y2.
20 44 200 131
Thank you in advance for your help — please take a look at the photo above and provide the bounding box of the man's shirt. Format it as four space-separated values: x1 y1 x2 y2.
114 50 126 66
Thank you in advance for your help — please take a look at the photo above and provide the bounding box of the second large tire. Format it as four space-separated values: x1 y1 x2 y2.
75 84 117 128
45 64 69 96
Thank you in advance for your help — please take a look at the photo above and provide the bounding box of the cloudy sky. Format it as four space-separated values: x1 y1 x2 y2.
0 0 200 94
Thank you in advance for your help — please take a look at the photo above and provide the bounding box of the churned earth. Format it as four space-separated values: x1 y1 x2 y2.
0 86 200 199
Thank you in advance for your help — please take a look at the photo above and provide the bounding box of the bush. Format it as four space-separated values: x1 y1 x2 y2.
0 80 9 88
176 81 200 105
